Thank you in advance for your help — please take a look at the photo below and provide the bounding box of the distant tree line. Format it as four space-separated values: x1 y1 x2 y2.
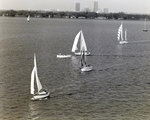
0 10 150 20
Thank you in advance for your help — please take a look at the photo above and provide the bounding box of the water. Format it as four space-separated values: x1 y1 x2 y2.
0 17 150 120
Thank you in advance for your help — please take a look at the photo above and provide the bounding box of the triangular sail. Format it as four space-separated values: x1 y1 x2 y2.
72 30 88 53
31 67 35 94
80 30 87 52
71 31 81 52
117 24 122 41
34 54 43 93
118 23 123 41
27 16 30 22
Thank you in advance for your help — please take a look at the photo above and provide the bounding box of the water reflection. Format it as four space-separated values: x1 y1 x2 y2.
116 44 123 55
28 102 40 120
71 56 79 70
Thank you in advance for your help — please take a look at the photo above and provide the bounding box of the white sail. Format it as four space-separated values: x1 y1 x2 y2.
71 31 81 52
117 24 122 41
80 30 87 52
34 54 43 93
118 23 124 41
31 67 35 94
121 24 124 41
72 30 88 53
27 16 30 22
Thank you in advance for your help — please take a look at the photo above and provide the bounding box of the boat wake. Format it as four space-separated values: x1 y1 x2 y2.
49 80 81 98
130 40 150 43
98 63 126 71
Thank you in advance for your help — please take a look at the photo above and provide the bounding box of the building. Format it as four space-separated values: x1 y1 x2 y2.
93 1 98 12
83 6 91 12
75 3 80 12
104 8 109 13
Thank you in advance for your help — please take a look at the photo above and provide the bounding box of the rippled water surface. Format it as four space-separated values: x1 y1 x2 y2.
0 17 150 120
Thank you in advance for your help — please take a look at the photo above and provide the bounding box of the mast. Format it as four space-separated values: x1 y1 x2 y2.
80 47 86 67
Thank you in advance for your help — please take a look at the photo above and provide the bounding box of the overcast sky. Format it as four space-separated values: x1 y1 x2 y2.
0 0 150 14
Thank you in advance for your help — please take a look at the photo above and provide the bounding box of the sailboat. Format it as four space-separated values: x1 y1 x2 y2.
72 30 90 56
143 18 148 32
30 54 50 100
117 23 128 44
27 15 30 22
80 47 93 72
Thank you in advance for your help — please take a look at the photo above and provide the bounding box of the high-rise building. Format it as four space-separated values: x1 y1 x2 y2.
104 8 109 13
93 1 98 12
104 8 108 13
75 3 80 12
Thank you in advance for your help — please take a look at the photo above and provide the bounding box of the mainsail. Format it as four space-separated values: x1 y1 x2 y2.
72 30 88 53
117 23 123 41
71 31 80 52
34 54 43 93
31 67 35 94
31 54 43 95
27 16 30 22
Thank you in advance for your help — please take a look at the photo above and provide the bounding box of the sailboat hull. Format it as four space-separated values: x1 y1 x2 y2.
81 65 93 72
31 92 50 100
75 51 90 56
143 29 148 32
119 41 128 44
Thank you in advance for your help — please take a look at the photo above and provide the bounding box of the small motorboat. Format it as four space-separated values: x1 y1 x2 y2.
57 53 71 58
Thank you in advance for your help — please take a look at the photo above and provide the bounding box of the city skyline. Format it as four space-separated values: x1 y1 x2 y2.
0 0 150 14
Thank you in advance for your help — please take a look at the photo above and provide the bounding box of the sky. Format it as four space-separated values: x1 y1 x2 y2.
0 0 150 14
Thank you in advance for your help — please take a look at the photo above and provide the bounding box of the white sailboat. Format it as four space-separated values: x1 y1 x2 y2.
117 23 128 44
80 47 92 72
27 15 30 22
143 18 148 32
31 54 50 100
72 30 90 56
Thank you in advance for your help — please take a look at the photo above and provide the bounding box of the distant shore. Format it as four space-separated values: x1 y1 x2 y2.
0 10 150 20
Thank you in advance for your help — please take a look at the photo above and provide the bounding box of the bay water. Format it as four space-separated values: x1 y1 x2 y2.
0 17 150 120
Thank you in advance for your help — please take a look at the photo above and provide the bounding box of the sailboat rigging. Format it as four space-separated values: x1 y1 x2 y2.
117 23 128 44
80 47 93 72
30 54 50 100
72 30 90 56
